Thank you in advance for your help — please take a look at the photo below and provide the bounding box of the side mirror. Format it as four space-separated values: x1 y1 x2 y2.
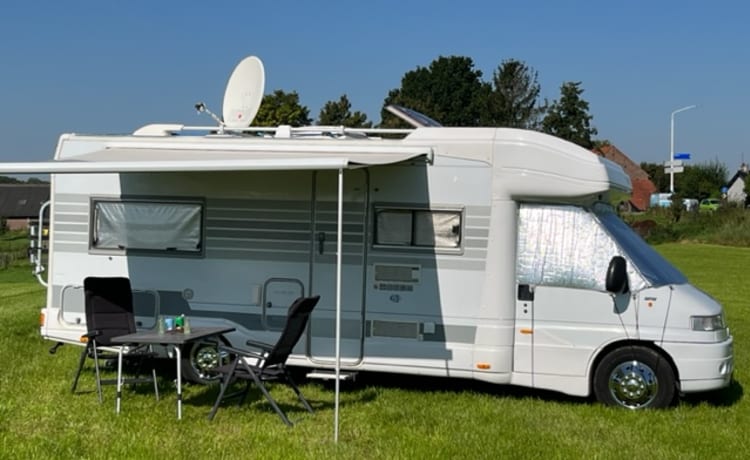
606 256 629 294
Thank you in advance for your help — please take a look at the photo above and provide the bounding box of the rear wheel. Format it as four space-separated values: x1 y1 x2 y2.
181 340 232 385
593 346 676 409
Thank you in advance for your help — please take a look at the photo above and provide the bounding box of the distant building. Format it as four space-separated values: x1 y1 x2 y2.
593 144 657 212
0 184 50 230
725 163 748 206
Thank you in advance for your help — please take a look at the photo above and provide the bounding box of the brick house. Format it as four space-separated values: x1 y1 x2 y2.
594 144 657 212
0 184 50 230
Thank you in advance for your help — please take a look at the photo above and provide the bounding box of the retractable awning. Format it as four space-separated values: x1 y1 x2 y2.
0 146 432 174
0 141 432 443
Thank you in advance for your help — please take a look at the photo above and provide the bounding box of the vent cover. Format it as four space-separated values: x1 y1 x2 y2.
374 264 420 283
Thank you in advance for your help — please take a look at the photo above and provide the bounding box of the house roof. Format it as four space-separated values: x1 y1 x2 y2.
593 144 656 211
726 166 748 203
0 184 50 218
727 167 748 188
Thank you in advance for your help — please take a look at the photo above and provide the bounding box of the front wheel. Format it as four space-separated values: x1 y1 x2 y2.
593 346 676 409
181 340 232 385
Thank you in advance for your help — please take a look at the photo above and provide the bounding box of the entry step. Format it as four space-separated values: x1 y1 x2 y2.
306 370 358 381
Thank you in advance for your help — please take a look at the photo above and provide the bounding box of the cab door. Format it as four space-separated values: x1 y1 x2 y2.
531 286 631 377
514 204 635 383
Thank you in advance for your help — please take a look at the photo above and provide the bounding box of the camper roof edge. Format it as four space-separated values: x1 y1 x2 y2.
0 126 631 203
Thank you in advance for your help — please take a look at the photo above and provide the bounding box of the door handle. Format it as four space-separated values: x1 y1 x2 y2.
317 232 326 255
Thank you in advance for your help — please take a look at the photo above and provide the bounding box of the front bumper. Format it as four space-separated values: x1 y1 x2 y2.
661 336 734 393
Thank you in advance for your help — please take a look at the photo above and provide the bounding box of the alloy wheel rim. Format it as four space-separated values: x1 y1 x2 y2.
608 359 658 408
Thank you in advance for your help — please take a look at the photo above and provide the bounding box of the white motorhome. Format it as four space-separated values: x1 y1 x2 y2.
1 59 733 410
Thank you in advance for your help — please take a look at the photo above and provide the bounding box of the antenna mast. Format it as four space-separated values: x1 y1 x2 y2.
194 102 225 134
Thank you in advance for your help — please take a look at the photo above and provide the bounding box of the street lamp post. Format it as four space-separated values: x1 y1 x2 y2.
669 105 696 193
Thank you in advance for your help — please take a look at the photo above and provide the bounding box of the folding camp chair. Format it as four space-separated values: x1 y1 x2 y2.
71 277 159 403
208 295 320 425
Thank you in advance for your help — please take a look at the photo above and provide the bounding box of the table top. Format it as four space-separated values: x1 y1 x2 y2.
112 326 235 345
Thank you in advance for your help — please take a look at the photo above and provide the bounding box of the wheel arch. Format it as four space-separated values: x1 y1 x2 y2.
588 340 681 396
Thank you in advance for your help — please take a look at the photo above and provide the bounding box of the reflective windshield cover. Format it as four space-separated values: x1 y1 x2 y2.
595 206 687 287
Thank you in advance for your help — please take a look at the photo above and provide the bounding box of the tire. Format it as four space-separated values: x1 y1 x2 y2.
593 346 676 409
181 340 232 385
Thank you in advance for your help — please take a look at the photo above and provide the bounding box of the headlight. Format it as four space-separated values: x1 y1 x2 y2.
691 314 726 331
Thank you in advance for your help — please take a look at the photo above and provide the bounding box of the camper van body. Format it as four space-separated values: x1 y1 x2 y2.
7 125 733 408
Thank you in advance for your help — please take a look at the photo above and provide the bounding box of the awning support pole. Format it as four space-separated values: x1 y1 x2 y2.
334 167 343 443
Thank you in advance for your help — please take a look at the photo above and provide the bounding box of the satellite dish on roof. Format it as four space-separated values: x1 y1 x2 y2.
222 56 265 129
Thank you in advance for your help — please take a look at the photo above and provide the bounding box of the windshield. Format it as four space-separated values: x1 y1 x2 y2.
595 206 687 287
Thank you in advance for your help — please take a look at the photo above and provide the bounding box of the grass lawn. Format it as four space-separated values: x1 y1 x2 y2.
0 230 29 269
0 244 748 459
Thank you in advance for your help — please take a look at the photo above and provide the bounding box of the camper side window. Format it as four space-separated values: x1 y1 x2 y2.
91 200 203 255
375 208 461 249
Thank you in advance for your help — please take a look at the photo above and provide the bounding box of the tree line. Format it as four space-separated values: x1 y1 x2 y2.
253 55 598 149
3 55 735 198
0 176 47 184
255 55 742 198
640 161 729 200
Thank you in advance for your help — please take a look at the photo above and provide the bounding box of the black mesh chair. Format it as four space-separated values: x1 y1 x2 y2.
208 295 320 425
71 277 159 403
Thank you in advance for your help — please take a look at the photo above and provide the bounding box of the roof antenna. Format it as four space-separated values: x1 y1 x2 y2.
194 102 225 134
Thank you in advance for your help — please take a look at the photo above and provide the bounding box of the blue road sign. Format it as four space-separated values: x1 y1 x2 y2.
673 153 691 160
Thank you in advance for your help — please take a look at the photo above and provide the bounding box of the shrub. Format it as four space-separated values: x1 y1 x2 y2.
625 206 750 246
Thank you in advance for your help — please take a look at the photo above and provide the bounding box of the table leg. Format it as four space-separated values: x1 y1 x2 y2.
116 348 124 414
175 345 182 420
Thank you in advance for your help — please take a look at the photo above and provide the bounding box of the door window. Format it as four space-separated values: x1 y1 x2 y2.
516 205 619 291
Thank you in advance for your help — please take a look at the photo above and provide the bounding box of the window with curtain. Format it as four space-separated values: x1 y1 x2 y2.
92 200 203 254
375 208 461 249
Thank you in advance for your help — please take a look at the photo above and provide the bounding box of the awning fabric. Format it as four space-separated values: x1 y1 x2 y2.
0 147 431 174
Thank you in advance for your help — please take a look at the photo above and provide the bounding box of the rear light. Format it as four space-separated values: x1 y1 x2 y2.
39 312 45 327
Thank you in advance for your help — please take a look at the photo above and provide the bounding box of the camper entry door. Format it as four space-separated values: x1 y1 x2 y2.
308 169 367 365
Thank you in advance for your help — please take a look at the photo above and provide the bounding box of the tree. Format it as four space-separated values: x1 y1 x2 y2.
640 161 728 198
318 94 372 128
674 161 728 199
486 59 545 129
640 162 668 192
253 90 311 127
380 55 490 128
0 176 22 184
541 81 598 149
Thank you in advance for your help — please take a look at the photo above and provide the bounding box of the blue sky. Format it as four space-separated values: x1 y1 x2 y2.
1 0 748 173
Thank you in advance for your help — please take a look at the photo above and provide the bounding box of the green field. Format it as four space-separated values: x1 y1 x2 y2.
0 244 748 459
0 230 29 269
